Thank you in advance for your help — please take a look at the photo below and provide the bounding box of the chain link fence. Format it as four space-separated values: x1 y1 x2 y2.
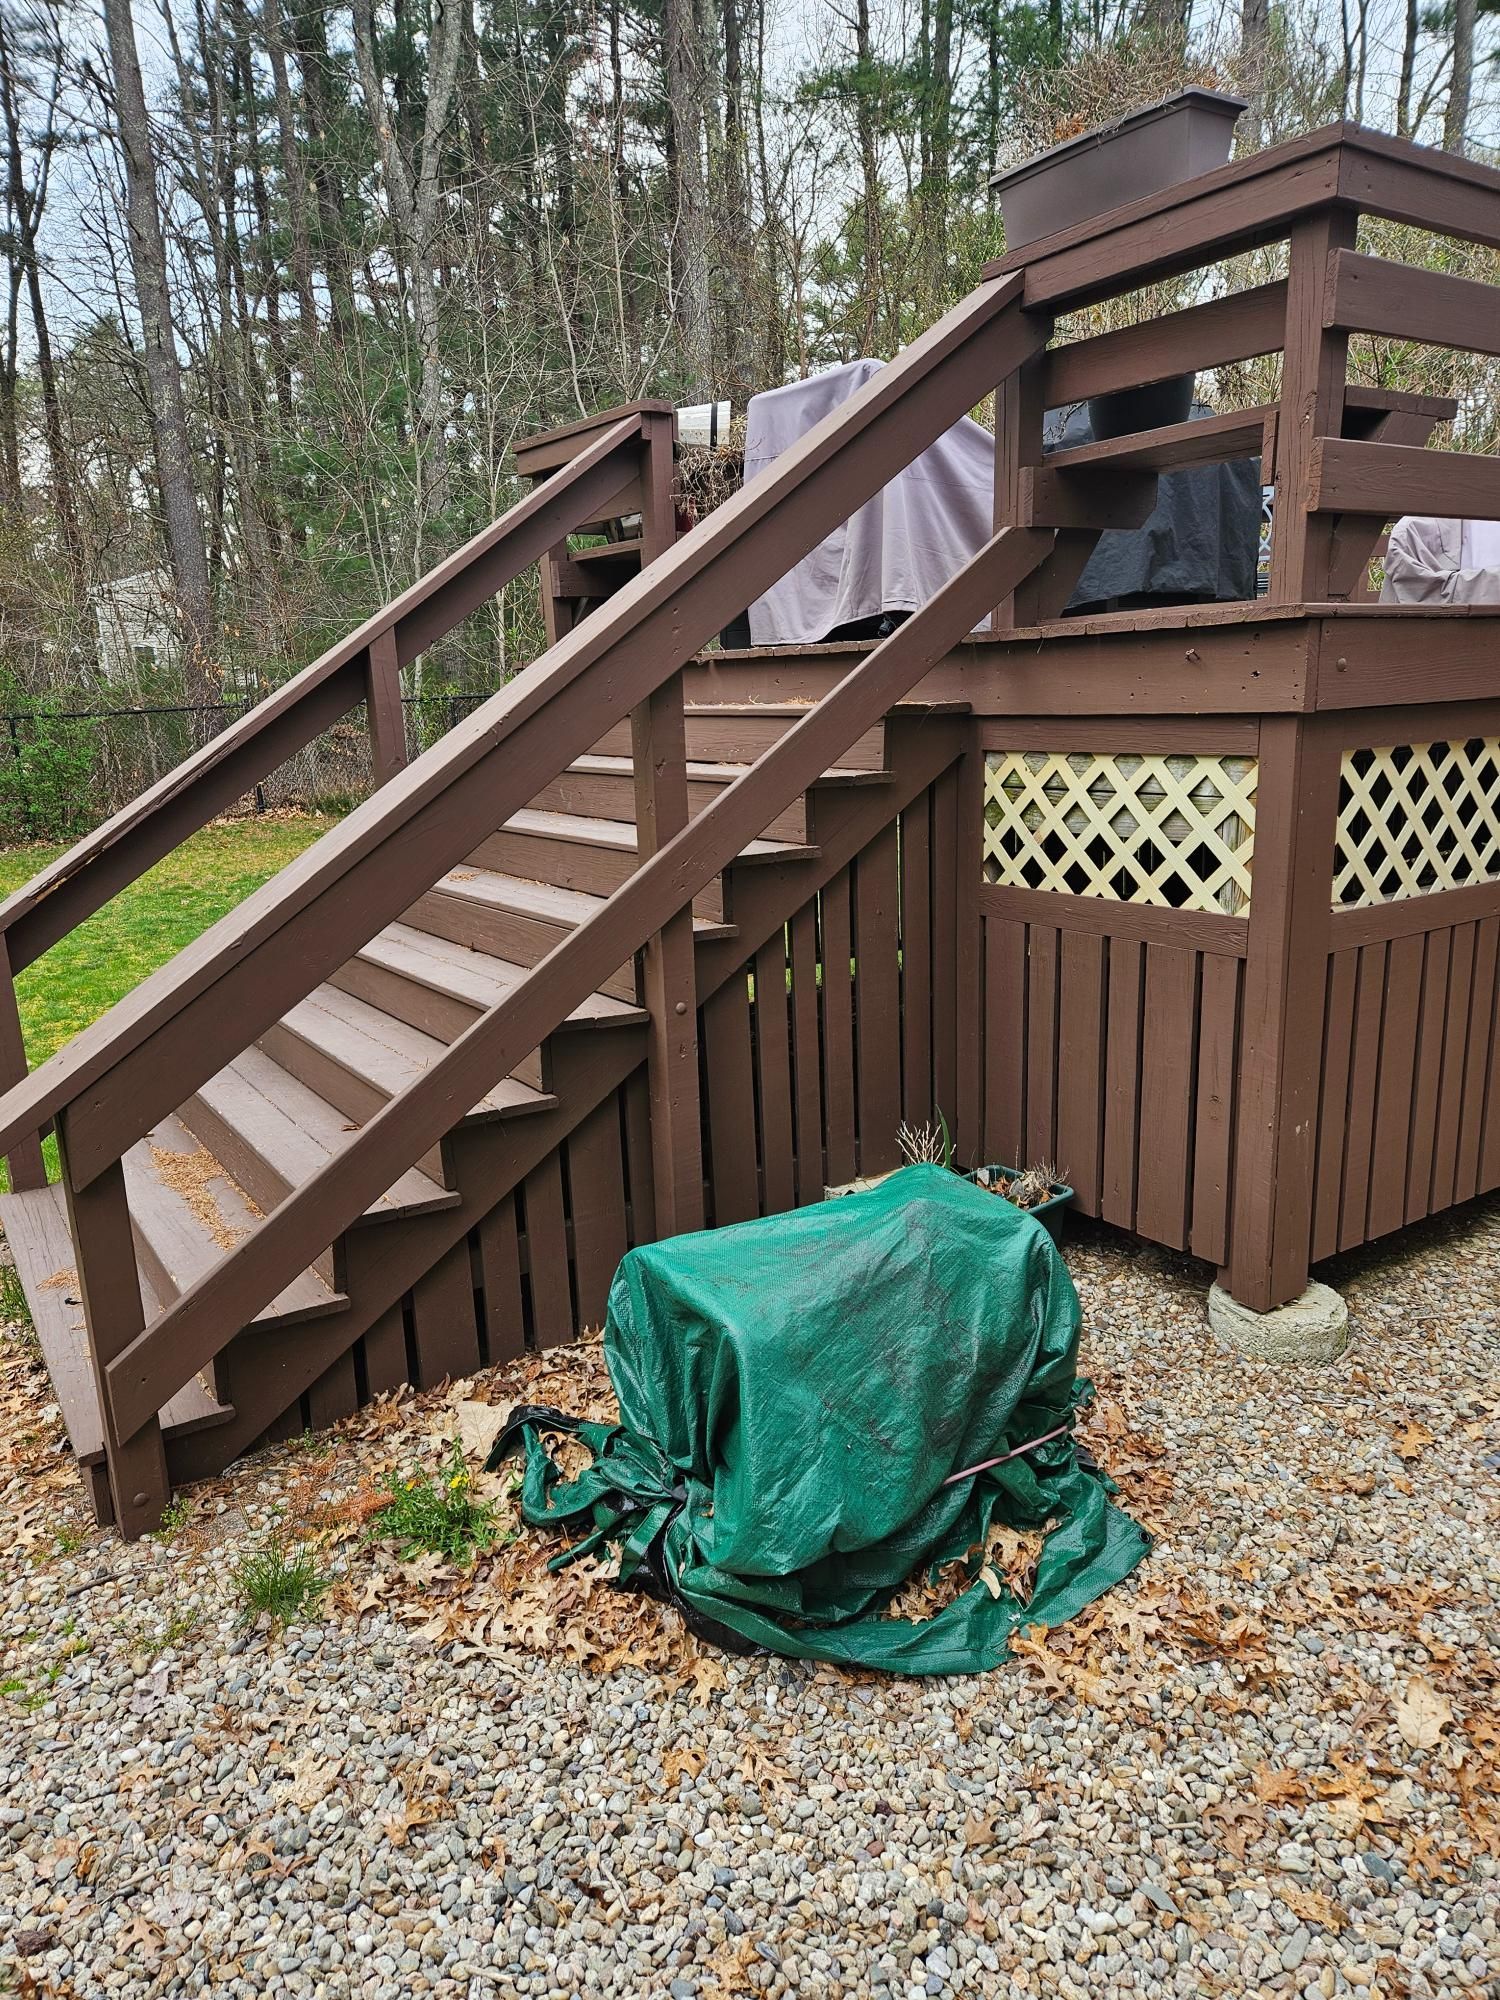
0 692 491 847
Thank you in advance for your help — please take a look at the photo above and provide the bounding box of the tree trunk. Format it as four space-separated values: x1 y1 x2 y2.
854 0 882 357
1444 0 1475 154
290 0 358 340
664 0 713 395
262 0 319 336
101 0 216 693
1396 0 1419 138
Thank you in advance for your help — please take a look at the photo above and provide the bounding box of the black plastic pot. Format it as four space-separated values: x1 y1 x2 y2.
1087 372 1196 441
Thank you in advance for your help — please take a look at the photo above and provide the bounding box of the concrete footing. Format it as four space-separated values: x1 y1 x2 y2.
1207 1280 1350 1363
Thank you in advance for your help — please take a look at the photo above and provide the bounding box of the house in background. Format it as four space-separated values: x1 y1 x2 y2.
90 569 178 681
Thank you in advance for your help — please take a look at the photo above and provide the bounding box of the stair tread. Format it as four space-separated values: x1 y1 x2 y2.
430 864 737 937
195 1049 458 1218
679 699 971 715
570 538 642 565
568 753 884 785
126 1117 348 1327
500 806 815 862
364 925 647 1026
0 1181 233 1467
279 985 558 1118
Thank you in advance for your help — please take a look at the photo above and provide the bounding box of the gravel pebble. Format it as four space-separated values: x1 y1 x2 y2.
1 1201 1496 1997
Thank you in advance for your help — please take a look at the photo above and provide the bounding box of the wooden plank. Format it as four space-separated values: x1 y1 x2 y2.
1407 932 1450 1223
1309 437 1500 520
899 792 933 1125
1338 942 1387 1252
622 1068 656 1246
788 902 825 1205
306 1348 359 1430
1101 937 1143 1230
1455 915 1499 1203
476 1194 525 1359
1043 407 1270 476
1042 282 1289 404
1190 954 1240 1268
365 627 408 788
1325 249 1500 355
361 1303 410 1396
0 936 43 1189
565 1096 628 1330
1331 877 1500 949
1268 210 1354 604
1055 932 1106 1213
409 1239 482 1384
980 883 1248 955
1021 465 1157 532
951 747 986 1159
753 933 796 1216
1481 931 1500 1197
1312 950 1358 1263
522 1152 574 1347
929 765 960 1124
1366 932 1424 1240
703 974 760 1224
1024 926 1059 1168
1430 922 1477 1214
853 823 902 1176
1134 945 1198 1251
982 918 1027 1169
820 870 857 1188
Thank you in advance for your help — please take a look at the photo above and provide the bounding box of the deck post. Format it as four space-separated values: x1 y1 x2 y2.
1226 715 1341 1312
0 935 45 1190
55 1117 168 1538
1267 208 1355 604
365 626 409 786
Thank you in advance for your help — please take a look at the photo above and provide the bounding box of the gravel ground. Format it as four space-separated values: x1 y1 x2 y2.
1 1204 1495 2000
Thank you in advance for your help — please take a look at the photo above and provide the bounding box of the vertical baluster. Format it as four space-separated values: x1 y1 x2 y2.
0 934 44 1190
366 627 408 787
55 1113 167 1538
630 409 703 1236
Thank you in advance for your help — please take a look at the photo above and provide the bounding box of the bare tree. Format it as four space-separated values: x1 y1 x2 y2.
664 0 713 394
1444 0 1476 153
101 0 216 688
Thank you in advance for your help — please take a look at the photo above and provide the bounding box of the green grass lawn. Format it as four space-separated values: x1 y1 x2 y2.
0 813 335 1186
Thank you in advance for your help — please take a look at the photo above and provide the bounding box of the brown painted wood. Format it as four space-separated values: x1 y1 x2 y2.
1480 939 1500 1197
0 934 44 1189
703 975 759 1223
306 1347 359 1429
1055 931 1106 1214
1338 942 1387 1252
1135 945 1197 1251
853 823 902 1176
54 1123 166 1540
1455 915 1498 1203
522 1153 574 1348
1101 937 1144 1231
1228 717 1341 1309
365 628 407 788
979 884 1249 955
950 746 985 1160
820 869 856 1188
1336 138 1500 260
1430 921 1477 1215
476 1194 525 1359
1366 931 1424 1240
1042 283 1289 404
1190 953 1240 1267
1311 950 1357 1262
929 762 961 1127
621 1068 656 1245
1331 879 1500 949
1309 437 1500 520
409 1239 482 1384
1044 407 1270 476
788 902 824 1204
899 792 933 1126
1406 931 1449 1224
361 1303 409 1395
1024 925 1059 1168
1021 465 1158 532
1324 249 1500 356
753 934 796 1216
1268 210 1354 604
566 1096 629 1329
982 917 1026 1170
631 668 705 1236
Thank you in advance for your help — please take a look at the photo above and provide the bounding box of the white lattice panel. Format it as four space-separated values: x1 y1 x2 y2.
982 751 1257 914
1334 738 1500 907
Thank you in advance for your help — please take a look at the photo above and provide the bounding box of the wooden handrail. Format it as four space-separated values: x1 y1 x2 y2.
0 273 1039 1196
107 522 1057 1436
1325 249 1500 358
0 414 644 975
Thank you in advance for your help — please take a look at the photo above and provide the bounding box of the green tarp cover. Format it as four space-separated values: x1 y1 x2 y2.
493 1165 1148 1675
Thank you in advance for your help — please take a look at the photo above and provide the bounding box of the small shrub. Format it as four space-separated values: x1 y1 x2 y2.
154 1495 192 1539
368 1439 504 1566
231 1535 329 1626
0 1260 32 1329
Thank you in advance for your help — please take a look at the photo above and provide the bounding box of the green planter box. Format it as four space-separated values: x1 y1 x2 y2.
965 1165 1075 1241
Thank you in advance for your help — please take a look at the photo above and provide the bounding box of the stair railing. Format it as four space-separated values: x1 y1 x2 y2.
0 271 1057 1533
0 410 658 1191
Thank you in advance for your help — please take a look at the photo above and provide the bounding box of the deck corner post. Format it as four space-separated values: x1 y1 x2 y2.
55 1115 168 1539
1226 714 1341 1313
0 933 45 1191
1268 206 1356 605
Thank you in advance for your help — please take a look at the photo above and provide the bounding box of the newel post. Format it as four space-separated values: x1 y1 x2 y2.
629 408 704 1237
0 933 45 1190
365 626 408 788
55 1108 168 1537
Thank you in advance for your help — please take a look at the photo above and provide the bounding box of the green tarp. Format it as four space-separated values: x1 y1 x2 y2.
491 1164 1148 1675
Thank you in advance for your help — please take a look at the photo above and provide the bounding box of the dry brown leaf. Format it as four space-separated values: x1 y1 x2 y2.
453 1399 509 1461
663 1744 705 1786
1280 1883 1348 1932
382 1794 445 1847
1390 1419 1435 1462
1254 1765 1310 1805
1393 1675 1453 1751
